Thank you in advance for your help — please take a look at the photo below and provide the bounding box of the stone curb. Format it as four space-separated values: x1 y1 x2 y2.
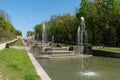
27 51 51 80
22 38 51 80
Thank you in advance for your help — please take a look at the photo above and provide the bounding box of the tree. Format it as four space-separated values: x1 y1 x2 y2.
0 10 22 39
76 0 120 46
34 13 79 44
0 9 10 22
34 24 42 40
15 30 22 36
27 31 34 37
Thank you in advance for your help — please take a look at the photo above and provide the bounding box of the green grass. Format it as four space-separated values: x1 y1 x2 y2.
60 43 77 47
96 47 120 53
59 43 71 47
10 39 24 46
0 48 40 80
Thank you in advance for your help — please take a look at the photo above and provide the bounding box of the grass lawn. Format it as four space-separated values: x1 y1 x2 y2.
0 48 40 80
60 43 76 47
10 39 24 46
96 47 120 53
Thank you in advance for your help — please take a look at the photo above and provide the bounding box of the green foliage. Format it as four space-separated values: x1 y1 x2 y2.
27 31 34 37
76 0 120 46
0 9 22 39
0 16 15 33
34 24 42 40
0 48 40 80
34 13 79 43
15 30 22 36
33 0 120 46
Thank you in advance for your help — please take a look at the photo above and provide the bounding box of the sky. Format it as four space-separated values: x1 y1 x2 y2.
0 0 81 36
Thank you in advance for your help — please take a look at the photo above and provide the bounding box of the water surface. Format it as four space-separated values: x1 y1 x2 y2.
37 57 120 80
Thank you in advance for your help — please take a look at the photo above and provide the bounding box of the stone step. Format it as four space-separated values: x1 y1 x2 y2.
51 53 76 57
49 55 77 59
51 53 75 56
52 47 69 50
44 51 74 54
50 55 92 59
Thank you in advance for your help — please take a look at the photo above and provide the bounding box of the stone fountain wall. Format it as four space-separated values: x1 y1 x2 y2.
92 50 120 58
73 46 92 55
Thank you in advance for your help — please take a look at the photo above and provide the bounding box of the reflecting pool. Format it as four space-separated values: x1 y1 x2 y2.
37 57 120 80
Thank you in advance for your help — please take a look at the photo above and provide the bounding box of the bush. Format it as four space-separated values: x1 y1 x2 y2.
6 43 9 48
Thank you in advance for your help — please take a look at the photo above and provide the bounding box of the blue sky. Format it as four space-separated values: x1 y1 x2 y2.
0 0 81 36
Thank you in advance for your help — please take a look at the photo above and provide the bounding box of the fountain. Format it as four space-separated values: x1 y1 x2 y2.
23 16 120 80
35 17 120 80
77 17 88 70
40 24 75 57
77 17 96 75
42 23 47 46
52 35 54 47
78 16 88 55
37 33 39 40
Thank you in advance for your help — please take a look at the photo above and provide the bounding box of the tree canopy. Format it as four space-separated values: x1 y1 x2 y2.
34 0 120 46
0 9 22 39
76 0 120 46
34 13 79 44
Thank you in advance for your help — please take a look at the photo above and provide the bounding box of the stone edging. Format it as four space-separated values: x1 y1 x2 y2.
92 50 120 58
27 51 51 80
22 38 51 80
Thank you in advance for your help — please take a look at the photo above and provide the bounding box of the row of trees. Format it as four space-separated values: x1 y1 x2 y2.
26 31 34 37
34 0 120 46
34 13 79 44
0 9 22 40
76 0 120 46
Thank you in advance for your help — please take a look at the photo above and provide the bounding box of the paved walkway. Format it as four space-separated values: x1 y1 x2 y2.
0 39 18 50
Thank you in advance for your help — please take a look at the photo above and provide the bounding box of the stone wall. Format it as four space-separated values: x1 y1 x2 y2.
92 50 120 58
73 46 92 55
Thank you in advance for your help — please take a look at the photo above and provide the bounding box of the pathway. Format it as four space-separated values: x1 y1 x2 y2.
0 39 18 50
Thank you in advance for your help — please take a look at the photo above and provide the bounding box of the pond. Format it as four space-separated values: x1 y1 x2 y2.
37 57 120 80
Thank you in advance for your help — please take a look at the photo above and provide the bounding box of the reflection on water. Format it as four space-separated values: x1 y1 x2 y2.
37 57 120 80
80 71 96 76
